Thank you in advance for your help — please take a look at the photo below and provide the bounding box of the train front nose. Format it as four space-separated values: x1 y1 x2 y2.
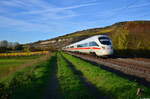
102 46 113 55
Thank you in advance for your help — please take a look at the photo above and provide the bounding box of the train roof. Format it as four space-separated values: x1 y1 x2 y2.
66 35 109 47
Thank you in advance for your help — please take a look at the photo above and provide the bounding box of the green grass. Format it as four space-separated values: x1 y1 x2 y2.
57 53 94 99
62 53 150 99
0 55 44 80
1 52 150 99
0 55 52 99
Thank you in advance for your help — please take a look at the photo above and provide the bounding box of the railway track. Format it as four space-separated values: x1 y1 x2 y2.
67 52 150 82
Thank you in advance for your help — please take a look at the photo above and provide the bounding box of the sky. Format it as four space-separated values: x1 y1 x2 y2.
0 0 150 44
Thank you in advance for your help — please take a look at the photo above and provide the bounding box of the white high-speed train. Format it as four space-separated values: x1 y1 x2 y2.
63 35 113 56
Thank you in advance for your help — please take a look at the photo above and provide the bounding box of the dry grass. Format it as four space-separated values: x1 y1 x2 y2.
0 54 50 81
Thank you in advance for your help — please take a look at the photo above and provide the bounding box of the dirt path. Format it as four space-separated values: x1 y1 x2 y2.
44 56 62 99
44 54 109 99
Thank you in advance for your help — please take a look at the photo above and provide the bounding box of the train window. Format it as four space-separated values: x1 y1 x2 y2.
77 43 88 47
100 41 111 45
77 45 82 47
70 46 74 48
82 43 88 47
99 37 111 45
99 37 109 40
89 42 99 46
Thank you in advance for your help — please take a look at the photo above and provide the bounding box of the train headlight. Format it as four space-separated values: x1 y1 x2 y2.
102 46 105 49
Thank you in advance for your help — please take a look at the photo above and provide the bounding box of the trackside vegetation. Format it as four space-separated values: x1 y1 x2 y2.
62 53 150 99
0 55 52 99
57 53 94 99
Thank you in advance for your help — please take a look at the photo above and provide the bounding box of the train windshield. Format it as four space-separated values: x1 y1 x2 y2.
99 37 111 45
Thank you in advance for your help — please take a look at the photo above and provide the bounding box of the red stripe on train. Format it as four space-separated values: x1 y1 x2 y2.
92 47 101 49
68 47 101 50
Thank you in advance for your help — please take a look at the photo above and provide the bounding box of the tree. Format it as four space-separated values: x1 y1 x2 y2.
0 40 8 47
0 40 22 52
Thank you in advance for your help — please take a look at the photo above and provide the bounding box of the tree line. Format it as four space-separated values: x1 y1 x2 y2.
0 40 23 53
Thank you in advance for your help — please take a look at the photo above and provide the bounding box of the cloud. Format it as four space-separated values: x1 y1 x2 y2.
21 2 100 15
128 2 150 8
95 1 150 18
0 16 53 32
0 0 100 22
0 0 95 34
106 1 150 13
0 0 52 9
0 0 26 8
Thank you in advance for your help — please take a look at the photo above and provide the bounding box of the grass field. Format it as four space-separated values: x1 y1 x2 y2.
0 52 150 99
0 54 51 99
0 55 46 80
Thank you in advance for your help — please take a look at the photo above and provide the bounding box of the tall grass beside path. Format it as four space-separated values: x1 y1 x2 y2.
57 53 95 99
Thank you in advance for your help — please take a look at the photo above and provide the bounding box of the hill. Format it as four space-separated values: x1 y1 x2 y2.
28 21 150 57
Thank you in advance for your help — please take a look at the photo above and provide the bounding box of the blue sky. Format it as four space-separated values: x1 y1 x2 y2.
0 0 150 44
